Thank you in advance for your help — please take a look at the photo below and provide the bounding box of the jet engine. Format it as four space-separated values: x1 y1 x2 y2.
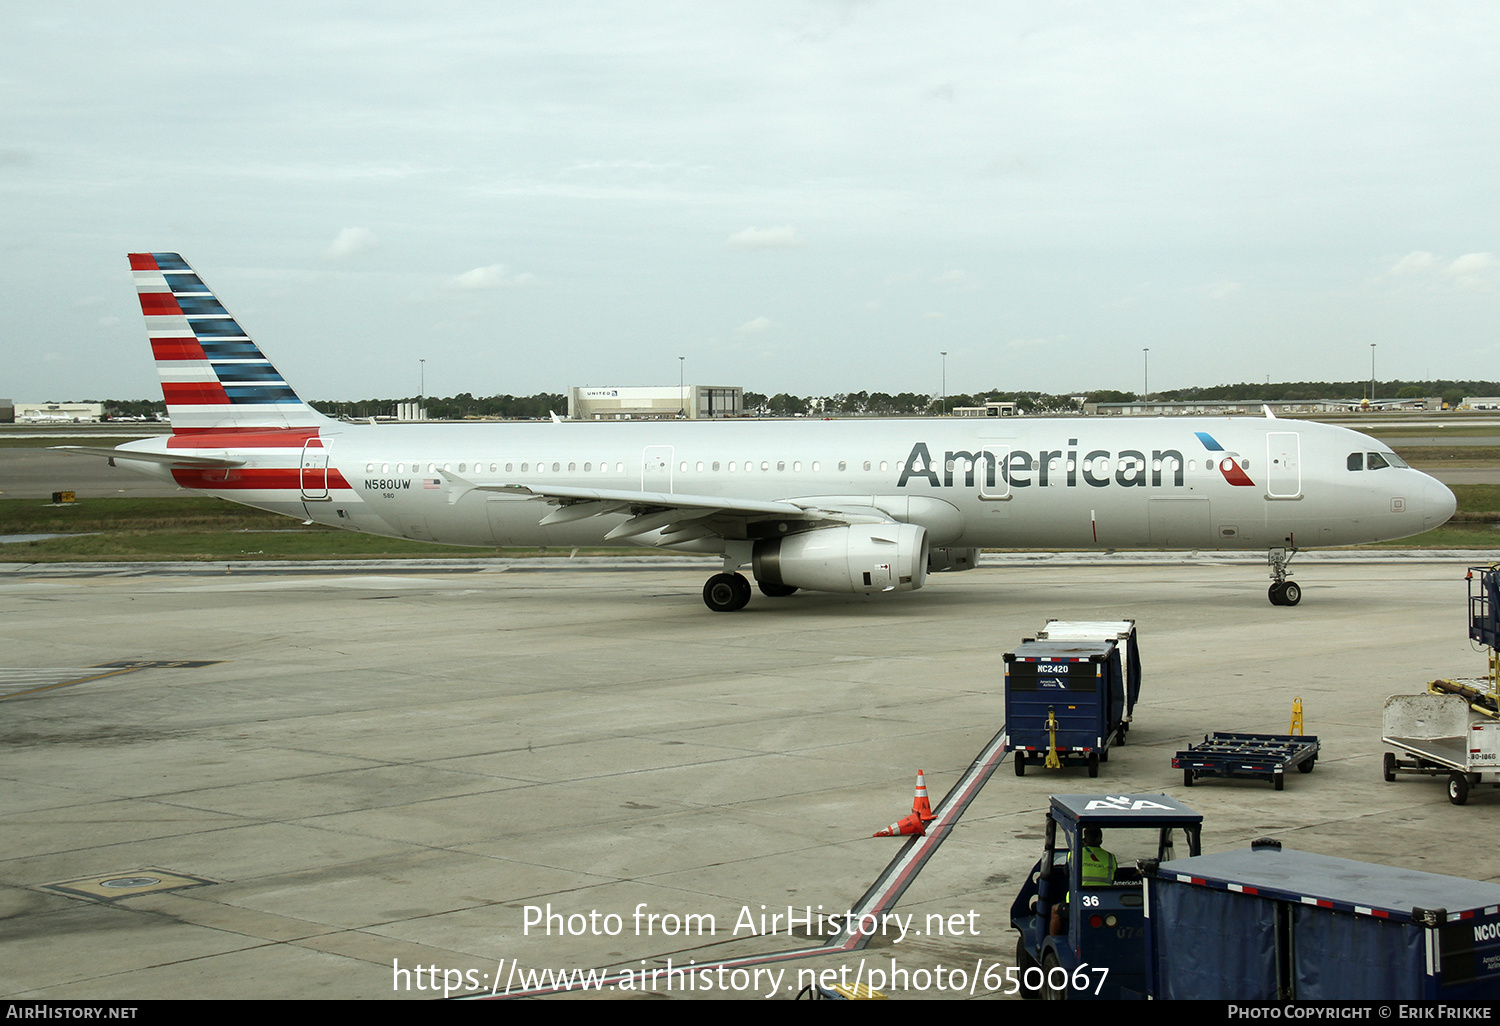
753 523 928 594
927 547 982 573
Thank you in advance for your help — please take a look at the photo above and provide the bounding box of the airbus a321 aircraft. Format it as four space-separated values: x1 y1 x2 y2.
64 253 1458 611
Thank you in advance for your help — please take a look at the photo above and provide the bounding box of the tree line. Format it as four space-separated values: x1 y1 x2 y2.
69 379 1500 421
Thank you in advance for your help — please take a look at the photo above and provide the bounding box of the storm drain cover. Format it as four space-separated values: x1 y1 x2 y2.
41 869 216 902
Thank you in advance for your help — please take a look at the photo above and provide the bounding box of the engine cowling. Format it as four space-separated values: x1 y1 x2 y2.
753 523 928 595
928 547 982 573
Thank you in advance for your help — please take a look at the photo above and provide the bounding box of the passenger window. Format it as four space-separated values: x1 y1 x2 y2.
838 461 846 472
1348 453 1363 471
776 461 785 472
863 461 871 472
1367 452 1389 470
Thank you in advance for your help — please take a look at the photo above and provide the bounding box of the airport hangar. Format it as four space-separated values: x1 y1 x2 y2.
1 541 1494 1000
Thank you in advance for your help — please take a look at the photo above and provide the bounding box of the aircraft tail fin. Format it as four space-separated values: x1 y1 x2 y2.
129 253 333 432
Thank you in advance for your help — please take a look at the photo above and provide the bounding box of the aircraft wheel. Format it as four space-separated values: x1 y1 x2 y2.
1014 752 1026 777
1269 583 1286 605
1383 752 1397 782
757 580 798 598
730 572 752 608
1281 581 1302 606
703 573 750 612
1448 772 1470 806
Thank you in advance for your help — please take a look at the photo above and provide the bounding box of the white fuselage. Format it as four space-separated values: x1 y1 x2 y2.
119 415 1455 553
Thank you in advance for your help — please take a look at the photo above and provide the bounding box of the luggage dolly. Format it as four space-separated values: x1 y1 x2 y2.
1174 732 1319 791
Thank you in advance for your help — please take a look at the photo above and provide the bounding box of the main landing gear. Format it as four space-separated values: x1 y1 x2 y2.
703 572 752 612
1267 546 1301 606
702 572 799 611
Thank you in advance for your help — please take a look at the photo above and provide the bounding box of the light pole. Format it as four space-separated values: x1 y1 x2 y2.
1143 348 1150 403
679 356 685 419
419 358 425 398
1370 344 1377 403
940 351 947 415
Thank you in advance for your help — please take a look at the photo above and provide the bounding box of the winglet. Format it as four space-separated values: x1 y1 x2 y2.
1263 404 1277 419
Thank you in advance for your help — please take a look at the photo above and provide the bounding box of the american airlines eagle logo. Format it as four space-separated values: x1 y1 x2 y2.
1194 432 1256 487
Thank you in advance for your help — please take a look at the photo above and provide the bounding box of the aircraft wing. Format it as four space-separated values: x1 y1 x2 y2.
53 446 246 468
442 473 891 543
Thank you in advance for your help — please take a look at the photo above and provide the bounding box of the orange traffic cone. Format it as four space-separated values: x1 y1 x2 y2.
873 812 926 838
911 770 935 823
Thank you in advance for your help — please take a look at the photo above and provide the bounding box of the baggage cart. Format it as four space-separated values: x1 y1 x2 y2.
1382 689 1500 805
1033 619 1142 735
1173 731 1319 790
1004 640 1126 777
1145 839 1500 999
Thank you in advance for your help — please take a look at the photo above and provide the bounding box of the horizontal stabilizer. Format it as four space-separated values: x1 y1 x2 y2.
53 445 245 468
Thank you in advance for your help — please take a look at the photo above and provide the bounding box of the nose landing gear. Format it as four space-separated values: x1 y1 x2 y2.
1268 546 1300 606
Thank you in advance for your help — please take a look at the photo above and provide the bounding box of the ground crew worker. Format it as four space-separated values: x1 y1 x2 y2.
1080 826 1116 886
1049 827 1119 935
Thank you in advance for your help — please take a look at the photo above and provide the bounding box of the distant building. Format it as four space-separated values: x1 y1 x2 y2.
1086 398 1440 416
0 399 12 423
568 385 743 420
15 402 104 423
1465 397 1500 410
951 401 1019 417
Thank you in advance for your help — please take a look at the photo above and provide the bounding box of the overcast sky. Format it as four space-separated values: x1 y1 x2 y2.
4 2 1498 402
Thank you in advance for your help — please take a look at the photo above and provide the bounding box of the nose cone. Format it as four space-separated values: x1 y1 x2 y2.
1423 475 1457 530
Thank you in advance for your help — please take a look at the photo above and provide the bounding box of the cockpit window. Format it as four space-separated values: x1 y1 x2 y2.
1367 452 1390 471
1347 452 1363 471
1382 451 1408 468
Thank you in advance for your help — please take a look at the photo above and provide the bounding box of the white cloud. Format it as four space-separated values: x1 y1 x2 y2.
447 264 543 290
1447 252 1498 291
1383 250 1497 291
735 316 776 335
323 227 379 262
725 226 806 250
1388 251 1435 275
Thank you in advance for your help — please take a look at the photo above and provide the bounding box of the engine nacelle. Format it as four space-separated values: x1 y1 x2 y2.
753 523 928 595
927 547 982 573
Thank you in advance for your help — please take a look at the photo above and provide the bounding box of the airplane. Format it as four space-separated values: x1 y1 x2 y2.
59 253 1458 611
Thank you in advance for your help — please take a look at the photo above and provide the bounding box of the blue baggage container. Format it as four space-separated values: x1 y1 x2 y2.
1147 841 1500 999
1005 640 1126 777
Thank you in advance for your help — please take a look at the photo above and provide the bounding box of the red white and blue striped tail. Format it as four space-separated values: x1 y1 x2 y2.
129 253 333 432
